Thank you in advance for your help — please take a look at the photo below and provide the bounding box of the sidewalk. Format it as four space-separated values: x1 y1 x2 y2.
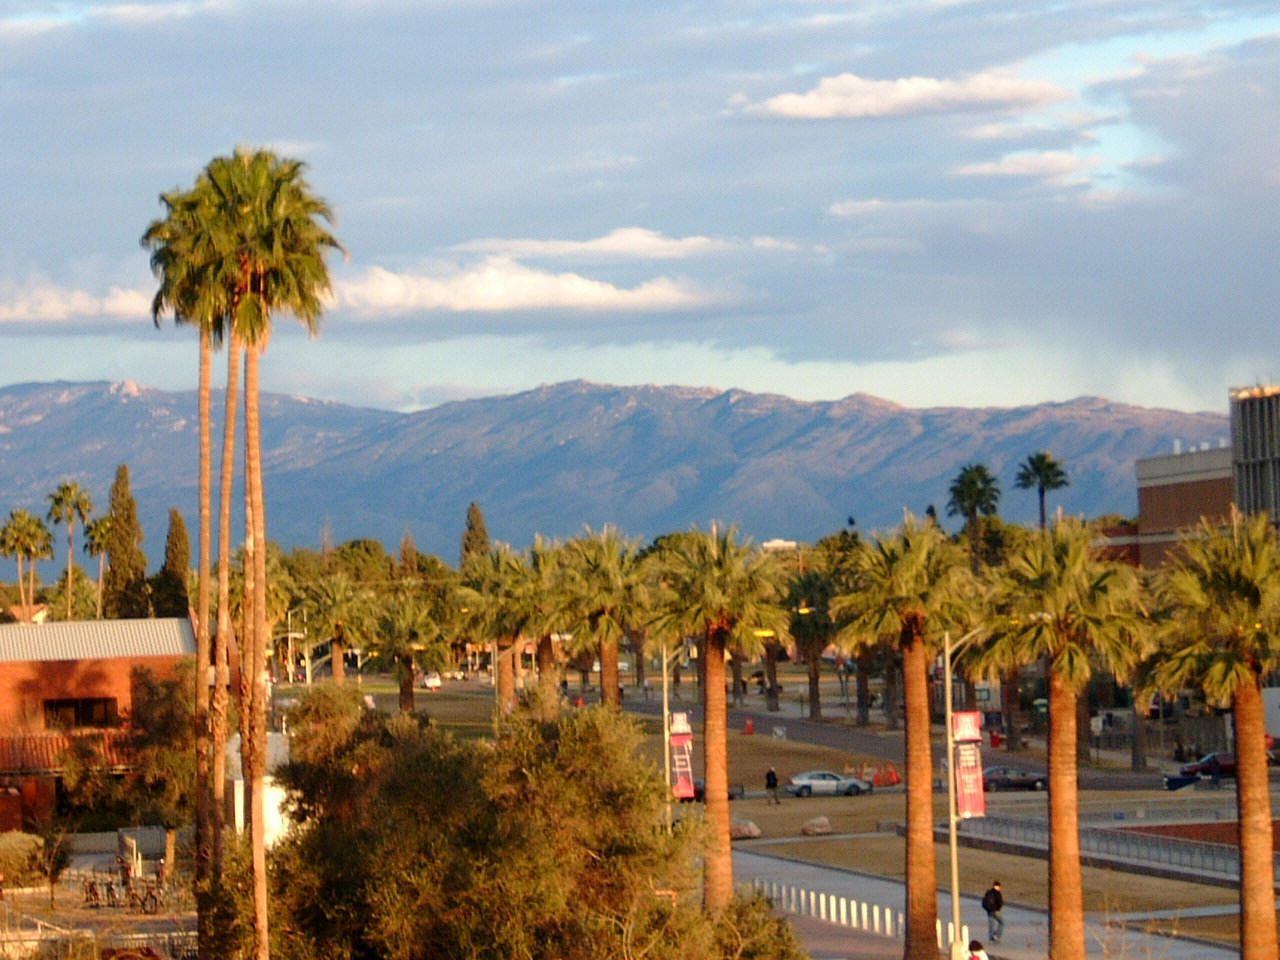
735 849 1240 960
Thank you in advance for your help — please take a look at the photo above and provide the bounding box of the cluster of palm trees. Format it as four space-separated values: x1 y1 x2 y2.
1 480 104 619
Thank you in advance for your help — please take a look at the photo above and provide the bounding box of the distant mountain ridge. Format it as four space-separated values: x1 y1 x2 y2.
0 379 1228 569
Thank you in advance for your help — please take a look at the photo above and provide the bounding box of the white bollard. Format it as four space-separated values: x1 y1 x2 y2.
898 912 904 939
873 904 881 934
936 918 943 948
860 901 868 929
962 924 969 945
819 892 828 921
839 897 848 926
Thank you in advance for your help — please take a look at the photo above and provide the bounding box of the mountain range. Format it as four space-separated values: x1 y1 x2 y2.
0 379 1229 570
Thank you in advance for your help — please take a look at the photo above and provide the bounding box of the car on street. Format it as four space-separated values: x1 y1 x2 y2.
783 770 873 797
681 779 746 803
983 765 1047 791
1179 752 1237 778
420 671 442 690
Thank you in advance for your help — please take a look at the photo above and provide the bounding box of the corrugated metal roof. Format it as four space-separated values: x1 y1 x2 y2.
0 618 196 663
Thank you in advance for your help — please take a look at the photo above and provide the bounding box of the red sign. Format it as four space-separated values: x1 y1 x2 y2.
952 710 983 742
955 742 986 819
669 712 695 800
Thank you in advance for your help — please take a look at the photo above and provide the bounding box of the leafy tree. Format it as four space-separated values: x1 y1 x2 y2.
125 664 197 867
831 517 970 960
648 527 788 913
0 508 53 614
102 464 149 618
461 501 490 570
1015 450 1069 531
270 690 805 960
1152 511 1279 960
787 565 838 721
152 507 192 617
332 537 392 583
947 462 1001 571
46 481 93 620
980 518 1145 960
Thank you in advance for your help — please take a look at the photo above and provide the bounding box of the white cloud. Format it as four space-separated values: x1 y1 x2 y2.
953 150 1099 184
828 198 890 217
746 69 1070 119
453 227 730 260
335 258 709 313
0 280 149 323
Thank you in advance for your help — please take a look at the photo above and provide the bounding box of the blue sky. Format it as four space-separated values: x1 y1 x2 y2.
2 0 1277 414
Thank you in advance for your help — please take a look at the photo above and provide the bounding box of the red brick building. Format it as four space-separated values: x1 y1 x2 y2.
0 617 196 828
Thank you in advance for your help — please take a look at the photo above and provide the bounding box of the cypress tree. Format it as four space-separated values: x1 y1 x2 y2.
152 508 191 617
460 502 490 570
102 464 149 618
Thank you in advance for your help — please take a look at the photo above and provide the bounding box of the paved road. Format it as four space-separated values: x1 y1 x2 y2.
735 848 1241 959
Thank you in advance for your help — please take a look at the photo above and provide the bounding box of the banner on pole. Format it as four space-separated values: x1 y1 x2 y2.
952 710 983 742
669 711 695 799
955 741 986 819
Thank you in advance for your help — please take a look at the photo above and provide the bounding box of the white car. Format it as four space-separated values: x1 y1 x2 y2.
420 671 442 690
783 769 873 797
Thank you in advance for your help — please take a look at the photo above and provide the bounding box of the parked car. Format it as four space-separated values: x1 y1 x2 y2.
783 770 873 797
983 766 1047 791
420 671 442 690
1179 752 1237 778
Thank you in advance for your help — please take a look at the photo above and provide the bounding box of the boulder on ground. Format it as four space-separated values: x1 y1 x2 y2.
800 816 832 836
730 818 761 840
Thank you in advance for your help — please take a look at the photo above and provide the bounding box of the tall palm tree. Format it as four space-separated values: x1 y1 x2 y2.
981 517 1144 960
1 509 54 615
831 516 969 960
947 462 1000 570
302 571 373 685
465 545 541 712
142 181 227 942
1015 451 1069 530
82 514 113 619
46 482 93 620
368 586 449 713
788 566 837 721
191 146 341 960
562 526 644 710
1152 511 1279 960
648 526 788 913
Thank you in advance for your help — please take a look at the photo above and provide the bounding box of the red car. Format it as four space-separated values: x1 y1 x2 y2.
1179 753 1237 778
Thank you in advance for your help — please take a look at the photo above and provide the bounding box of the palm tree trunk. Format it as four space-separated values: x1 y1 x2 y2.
730 653 745 708
1234 676 1279 960
398 662 415 713
806 651 823 720
244 341 271 960
96 553 104 618
702 624 732 914
194 327 213 955
1003 669 1022 751
331 633 346 684
497 639 517 711
65 524 74 619
901 625 938 960
1130 702 1148 772
15 555 27 613
1047 670 1085 960
765 641 780 712
854 650 871 726
600 634 621 708
211 335 241 883
535 634 560 721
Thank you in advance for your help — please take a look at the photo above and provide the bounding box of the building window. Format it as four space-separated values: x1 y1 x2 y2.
43 698 119 730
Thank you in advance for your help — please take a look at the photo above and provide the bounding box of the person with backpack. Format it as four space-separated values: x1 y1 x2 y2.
981 881 1004 942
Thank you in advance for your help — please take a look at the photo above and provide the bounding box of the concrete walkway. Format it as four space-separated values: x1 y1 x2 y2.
734 848 1241 959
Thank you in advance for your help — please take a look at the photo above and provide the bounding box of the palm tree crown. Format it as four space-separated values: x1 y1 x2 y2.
47 481 93 620
1015 451 1069 530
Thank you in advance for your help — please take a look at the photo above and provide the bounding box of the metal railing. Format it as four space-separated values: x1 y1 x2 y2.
958 814 1280 883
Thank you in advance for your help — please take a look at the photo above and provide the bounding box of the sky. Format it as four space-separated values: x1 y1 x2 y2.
2 0 1278 415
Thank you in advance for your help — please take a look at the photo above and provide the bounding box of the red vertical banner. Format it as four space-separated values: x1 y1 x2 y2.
669 711 695 800
955 741 986 818
952 710 983 742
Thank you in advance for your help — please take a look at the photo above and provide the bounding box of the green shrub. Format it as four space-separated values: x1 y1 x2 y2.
0 831 47 887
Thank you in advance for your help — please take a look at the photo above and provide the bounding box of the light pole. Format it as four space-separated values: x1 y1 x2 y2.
944 628 984 960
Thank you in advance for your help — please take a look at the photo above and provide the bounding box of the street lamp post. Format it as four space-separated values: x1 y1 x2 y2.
944 630 966 960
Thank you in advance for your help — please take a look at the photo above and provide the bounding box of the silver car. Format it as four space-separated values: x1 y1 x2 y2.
783 769 873 797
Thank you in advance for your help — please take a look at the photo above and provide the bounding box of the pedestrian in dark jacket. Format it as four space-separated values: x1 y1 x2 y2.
981 881 1003 942
765 767 780 804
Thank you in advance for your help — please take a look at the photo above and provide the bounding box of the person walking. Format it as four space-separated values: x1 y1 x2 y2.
981 881 1004 943
765 766 780 804
967 939 990 960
